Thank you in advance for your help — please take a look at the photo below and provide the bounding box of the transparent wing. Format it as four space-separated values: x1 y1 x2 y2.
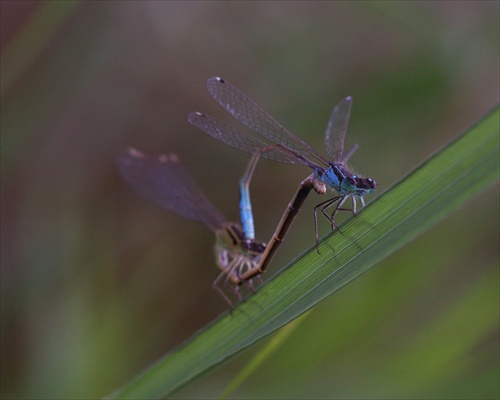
116 148 227 232
188 112 314 166
206 76 329 167
341 144 359 164
324 96 352 163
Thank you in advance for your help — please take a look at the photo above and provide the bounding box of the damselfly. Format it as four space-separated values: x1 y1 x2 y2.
188 77 376 280
116 148 266 305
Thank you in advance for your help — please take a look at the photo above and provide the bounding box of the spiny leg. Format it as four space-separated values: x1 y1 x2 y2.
236 258 257 293
311 197 341 256
220 257 249 303
320 196 344 231
329 194 354 223
312 196 340 250
213 270 236 307
330 194 365 253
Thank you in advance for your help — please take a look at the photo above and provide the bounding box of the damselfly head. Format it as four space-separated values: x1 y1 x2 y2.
241 239 267 254
223 223 266 254
354 177 377 196
340 173 377 196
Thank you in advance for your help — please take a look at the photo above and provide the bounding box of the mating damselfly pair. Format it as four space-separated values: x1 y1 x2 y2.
117 77 376 306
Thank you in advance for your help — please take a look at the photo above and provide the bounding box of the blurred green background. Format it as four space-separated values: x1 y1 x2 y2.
1 1 498 398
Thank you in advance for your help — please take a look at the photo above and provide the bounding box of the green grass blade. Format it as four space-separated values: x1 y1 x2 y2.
218 310 312 400
107 106 499 399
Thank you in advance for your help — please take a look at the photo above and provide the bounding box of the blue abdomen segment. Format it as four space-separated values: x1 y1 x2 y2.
239 179 255 240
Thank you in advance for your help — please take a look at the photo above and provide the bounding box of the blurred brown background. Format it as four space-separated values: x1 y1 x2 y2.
1 1 498 398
